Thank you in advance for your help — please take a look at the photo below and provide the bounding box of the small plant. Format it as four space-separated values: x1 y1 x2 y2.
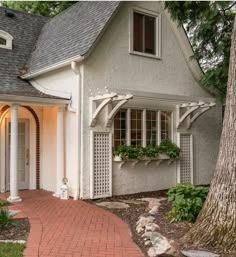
167 183 209 222
112 145 145 160
159 140 181 159
0 199 8 207
0 208 14 227
113 140 181 160
145 145 159 158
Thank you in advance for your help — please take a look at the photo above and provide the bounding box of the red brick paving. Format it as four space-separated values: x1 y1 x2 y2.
0 190 144 257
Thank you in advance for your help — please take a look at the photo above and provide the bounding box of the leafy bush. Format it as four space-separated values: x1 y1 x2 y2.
167 183 209 222
0 208 14 227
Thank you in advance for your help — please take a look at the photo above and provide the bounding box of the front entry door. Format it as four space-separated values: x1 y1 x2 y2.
6 119 29 190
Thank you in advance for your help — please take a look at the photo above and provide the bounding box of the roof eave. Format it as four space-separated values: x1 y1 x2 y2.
0 94 70 106
21 55 84 79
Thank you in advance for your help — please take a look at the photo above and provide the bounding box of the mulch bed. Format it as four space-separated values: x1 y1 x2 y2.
0 218 30 241
87 190 191 257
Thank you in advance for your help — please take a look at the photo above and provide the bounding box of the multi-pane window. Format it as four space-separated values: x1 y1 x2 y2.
146 111 157 145
131 110 142 146
133 12 155 55
161 111 172 141
114 109 126 147
114 109 172 146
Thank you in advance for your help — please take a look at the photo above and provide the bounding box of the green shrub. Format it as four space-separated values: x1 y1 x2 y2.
0 199 9 207
0 208 14 227
167 183 209 222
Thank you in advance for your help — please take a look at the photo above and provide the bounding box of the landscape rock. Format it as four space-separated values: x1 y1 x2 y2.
120 199 146 205
166 240 179 256
145 223 160 232
136 225 144 234
138 197 166 208
142 231 162 242
136 216 156 227
96 201 129 209
149 205 160 215
145 240 152 246
181 250 220 257
145 232 171 256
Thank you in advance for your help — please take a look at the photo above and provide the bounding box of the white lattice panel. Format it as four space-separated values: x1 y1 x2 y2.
179 134 193 184
91 132 112 198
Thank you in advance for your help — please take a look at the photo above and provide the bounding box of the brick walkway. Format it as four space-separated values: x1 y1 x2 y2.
0 190 144 257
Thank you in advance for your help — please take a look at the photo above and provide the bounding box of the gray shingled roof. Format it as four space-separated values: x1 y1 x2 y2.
26 1 120 75
0 7 69 100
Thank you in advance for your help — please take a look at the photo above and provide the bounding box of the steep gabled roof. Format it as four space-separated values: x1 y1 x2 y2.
25 1 120 77
0 7 67 100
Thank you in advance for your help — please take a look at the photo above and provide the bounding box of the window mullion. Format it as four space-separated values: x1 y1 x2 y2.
126 108 131 145
142 109 146 147
142 15 145 53
157 111 161 144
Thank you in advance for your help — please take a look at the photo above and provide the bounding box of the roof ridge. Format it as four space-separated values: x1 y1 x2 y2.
45 1 79 21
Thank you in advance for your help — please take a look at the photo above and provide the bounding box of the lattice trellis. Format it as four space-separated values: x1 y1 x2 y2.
91 132 112 198
178 133 193 184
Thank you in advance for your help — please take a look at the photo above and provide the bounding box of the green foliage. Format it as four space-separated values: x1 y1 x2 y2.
167 183 209 222
0 199 8 207
145 145 159 158
0 242 25 257
159 140 181 159
112 145 145 160
1 1 75 17
0 208 14 227
112 140 181 160
165 1 236 102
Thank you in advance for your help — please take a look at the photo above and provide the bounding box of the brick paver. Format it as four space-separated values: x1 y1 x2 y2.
0 190 144 257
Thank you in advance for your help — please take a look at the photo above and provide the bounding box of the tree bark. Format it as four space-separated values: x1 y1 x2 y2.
184 15 236 254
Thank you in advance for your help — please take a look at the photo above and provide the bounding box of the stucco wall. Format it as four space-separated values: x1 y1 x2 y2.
33 67 78 107
29 1 222 198
81 1 222 198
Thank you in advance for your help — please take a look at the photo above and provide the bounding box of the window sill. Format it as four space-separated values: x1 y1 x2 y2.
113 154 175 170
129 50 161 60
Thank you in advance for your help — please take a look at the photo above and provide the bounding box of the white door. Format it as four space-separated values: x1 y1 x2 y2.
6 119 29 190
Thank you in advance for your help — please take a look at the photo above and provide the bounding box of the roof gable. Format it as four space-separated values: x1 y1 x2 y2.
0 7 57 98
25 1 120 76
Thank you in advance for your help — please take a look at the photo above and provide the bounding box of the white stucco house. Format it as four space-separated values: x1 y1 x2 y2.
0 1 222 202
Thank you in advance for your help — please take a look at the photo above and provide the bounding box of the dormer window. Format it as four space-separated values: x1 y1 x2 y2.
130 7 161 59
0 37 7 46
0 30 13 49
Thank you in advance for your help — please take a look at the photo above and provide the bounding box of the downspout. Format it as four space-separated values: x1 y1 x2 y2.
71 60 83 200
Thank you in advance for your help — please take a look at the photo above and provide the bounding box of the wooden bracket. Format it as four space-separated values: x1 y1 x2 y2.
177 102 216 129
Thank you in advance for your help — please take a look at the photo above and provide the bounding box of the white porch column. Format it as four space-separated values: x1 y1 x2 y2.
7 104 22 202
53 107 65 197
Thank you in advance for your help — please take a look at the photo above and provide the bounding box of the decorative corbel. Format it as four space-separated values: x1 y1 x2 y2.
106 94 133 127
90 93 117 127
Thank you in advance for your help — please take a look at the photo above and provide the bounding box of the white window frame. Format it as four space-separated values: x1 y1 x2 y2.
0 30 13 50
129 6 161 59
113 108 173 146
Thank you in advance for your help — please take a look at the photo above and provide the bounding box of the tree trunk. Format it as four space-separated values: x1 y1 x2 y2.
184 16 236 254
